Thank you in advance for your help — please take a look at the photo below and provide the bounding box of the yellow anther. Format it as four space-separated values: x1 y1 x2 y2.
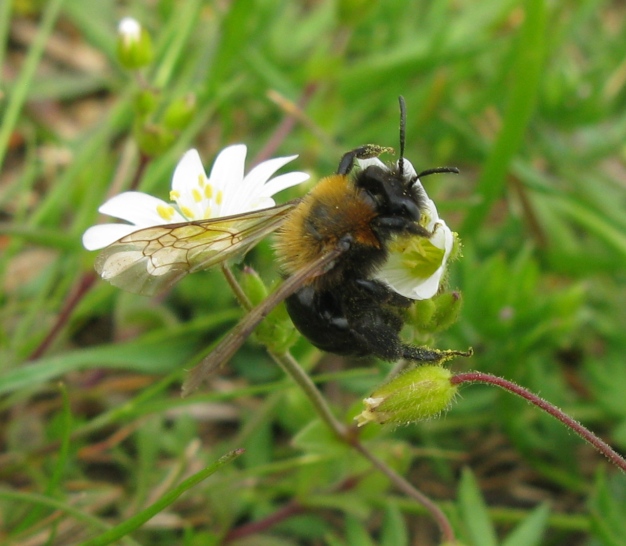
157 204 176 221
180 206 195 219
203 205 212 218
197 173 205 187
204 184 213 199
216 190 223 205
192 188 202 202
170 190 181 201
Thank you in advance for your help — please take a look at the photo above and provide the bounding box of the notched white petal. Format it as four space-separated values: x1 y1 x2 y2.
259 172 310 198
242 155 299 194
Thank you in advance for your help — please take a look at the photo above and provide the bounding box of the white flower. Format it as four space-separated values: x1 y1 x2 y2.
83 145 309 251
360 157 456 301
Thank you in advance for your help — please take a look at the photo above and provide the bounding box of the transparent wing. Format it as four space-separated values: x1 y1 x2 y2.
94 202 296 296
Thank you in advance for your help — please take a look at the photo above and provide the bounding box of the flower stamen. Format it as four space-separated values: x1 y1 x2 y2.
157 204 177 221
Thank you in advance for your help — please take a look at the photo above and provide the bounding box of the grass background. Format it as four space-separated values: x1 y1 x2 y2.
1 0 626 544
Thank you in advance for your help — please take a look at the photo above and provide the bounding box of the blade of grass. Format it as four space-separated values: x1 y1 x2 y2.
78 449 244 546
0 489 140 546
0 0 66 172
12 383 73 533
461 0 548 234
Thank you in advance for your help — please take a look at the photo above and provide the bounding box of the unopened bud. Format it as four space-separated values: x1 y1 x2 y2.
355 365 458 427
240 268 298 353
163 94 197 131
410 290 463 333
117 17 153 70
133 122 174 157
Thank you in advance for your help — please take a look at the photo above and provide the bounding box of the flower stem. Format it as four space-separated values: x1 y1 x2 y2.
451 371 626 473
28 271 96 360
220 265 455 540
29 148 151 361
353 442 455 542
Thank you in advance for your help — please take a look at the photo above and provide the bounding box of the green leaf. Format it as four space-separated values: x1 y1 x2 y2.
589 470 626 546
501 503 550 546
380 501 408 546
458 468 497 546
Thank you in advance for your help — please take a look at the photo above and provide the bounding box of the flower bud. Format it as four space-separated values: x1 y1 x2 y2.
240 266 268 307
355 365 458 427
133 121 174 157
240 267 299 354
117 17 153 70
133 89 160 118
410 290 463 333
163 94 198 131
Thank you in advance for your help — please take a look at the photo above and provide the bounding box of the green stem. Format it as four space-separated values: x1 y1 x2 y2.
219 265 455 541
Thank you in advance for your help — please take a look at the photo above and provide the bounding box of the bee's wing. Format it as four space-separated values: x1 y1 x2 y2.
94 202 296 296
181 242 349 396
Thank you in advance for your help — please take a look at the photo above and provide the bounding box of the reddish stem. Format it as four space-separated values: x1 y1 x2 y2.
252 83 317 166
224 500 304 542
129 152 150 191
451 371 626 473
28 271 97 360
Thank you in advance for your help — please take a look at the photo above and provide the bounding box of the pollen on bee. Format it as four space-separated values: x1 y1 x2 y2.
157 204 177 221
204 184 213 199
192 188 202 202
180 206 195 219
216 190 223 205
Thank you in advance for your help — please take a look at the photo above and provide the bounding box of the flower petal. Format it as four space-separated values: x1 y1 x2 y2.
208 144 246 189
258 171 310 199
241 155 299 195
82 224 140 251
397 158 418 178
99 192 179 226
357 157 386 170
171 149 206 194
208 144 247 215
170 149 210 219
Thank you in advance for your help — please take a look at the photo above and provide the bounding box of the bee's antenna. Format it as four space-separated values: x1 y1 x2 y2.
416 166 460 178
398 96 406 177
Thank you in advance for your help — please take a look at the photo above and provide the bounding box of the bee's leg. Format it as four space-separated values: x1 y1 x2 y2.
400 344 451 362
337 145 393 175
353 327 467 364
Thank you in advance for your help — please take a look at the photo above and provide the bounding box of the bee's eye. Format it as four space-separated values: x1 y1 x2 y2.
395 200 420 221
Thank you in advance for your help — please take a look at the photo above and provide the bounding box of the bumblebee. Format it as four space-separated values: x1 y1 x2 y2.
92 97 462 393
274 99 458 365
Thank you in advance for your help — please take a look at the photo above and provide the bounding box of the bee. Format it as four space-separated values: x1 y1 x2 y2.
93 97 463 394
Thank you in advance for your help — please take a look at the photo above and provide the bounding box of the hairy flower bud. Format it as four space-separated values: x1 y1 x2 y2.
355 365 458 427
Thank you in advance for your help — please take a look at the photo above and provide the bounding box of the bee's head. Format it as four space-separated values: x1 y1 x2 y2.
355 96 459 228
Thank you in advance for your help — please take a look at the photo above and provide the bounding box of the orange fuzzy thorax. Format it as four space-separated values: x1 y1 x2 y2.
274 174 379 284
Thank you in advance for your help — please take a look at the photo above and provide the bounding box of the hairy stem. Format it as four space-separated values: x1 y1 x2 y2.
452 371 626 473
